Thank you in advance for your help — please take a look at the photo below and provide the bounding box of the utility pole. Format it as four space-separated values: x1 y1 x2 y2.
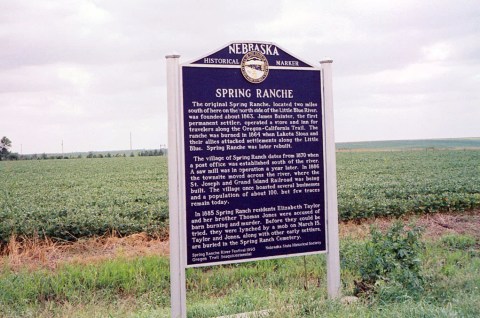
62 140 64 156
130 132 132 151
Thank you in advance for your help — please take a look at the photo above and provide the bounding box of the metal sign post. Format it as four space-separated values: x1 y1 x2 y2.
166 42 340 318
166 54 187 318
321 60 341 298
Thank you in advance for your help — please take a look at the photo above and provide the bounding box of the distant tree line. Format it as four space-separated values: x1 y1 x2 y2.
0 137 166 161
138 149 165 157
10 151 165 160
86 152 127 159
20 154 72 160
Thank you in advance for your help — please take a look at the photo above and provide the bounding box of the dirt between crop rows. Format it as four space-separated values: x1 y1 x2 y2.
1 210 479 272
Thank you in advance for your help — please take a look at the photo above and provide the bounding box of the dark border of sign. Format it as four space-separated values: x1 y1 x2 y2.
179 43 328 268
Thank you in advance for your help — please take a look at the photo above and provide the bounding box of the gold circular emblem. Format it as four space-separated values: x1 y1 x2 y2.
241 51 269 83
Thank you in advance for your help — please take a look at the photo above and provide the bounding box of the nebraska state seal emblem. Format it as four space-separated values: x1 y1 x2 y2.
241 51 269 84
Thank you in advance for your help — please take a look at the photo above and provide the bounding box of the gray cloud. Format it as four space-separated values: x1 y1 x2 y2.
1 0 479 153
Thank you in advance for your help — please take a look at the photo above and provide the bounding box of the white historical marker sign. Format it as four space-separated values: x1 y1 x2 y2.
166 41 340 318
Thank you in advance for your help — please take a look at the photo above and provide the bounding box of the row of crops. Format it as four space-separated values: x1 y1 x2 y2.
1 150 479 242
0 157 169 242
337 150 480 219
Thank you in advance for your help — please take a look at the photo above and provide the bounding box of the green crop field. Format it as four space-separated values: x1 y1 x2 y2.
1 150 479 242
0 157 169 242
337 150 480 220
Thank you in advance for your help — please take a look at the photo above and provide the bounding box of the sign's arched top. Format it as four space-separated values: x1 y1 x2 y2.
189 41 315 69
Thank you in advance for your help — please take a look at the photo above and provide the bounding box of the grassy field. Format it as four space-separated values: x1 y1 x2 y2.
0 157 169 242
1 150 479 242
337 150 480 220
0 222 478 317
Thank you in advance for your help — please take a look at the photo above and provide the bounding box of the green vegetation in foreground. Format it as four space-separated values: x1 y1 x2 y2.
0 230 479 317
1 151 480 242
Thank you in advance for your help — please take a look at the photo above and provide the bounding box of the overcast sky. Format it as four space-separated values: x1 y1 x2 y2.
1 0 479 154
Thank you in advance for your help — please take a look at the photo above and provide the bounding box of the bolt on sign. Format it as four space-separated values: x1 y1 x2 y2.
166 41 340 318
